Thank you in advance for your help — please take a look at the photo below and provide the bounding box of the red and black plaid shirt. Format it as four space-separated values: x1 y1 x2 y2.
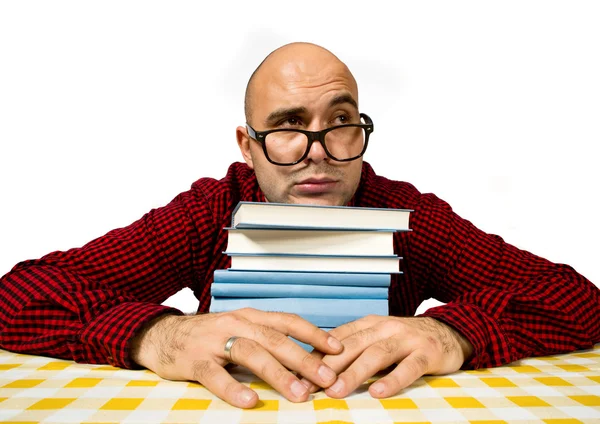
1 162 598 369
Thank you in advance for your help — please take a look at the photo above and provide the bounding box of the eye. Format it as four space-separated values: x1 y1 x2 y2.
278 116 303 127
333 114 351 125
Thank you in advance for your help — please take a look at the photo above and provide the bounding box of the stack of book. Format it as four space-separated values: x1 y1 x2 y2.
209 201 411 350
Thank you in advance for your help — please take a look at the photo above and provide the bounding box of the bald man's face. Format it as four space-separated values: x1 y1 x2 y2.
237 51 363 206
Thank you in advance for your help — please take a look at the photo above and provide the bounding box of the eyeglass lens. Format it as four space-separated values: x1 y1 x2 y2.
264 126 365 164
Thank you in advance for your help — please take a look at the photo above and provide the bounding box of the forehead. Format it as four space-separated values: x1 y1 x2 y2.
251 58 358 122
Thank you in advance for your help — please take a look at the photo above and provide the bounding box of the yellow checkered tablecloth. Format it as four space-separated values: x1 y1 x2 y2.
1 346 599 423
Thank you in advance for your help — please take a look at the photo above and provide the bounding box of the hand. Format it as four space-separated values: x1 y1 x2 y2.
299 315 473 398
130 308 343 408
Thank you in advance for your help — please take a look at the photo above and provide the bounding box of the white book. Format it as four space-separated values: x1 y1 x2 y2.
232 201 411 231
228 253 401 273
225 227 394 256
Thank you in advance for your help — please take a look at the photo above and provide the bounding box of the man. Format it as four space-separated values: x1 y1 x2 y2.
0 42 598 409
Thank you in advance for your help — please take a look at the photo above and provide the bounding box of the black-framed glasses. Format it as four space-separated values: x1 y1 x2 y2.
246 113 374 166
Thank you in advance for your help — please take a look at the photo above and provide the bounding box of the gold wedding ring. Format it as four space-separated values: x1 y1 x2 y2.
223 336 239 363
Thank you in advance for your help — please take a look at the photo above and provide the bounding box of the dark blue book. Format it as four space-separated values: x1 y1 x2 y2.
213 270 392 287
209 297 389 327
211 282 388 299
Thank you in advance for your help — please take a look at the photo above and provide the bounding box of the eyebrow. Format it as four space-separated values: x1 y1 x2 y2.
264 92 359 127
265 107 308 127
329 93 358 110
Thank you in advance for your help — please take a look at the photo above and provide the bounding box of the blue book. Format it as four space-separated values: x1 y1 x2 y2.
211 283 388 299
213 270 392 287
209 297 389 327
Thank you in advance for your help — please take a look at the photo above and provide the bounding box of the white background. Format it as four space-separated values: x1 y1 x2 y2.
1 1 598 314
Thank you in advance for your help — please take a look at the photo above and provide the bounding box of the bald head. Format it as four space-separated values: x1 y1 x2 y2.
244 42 358 125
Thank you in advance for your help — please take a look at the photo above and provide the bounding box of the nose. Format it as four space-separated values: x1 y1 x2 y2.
304 136 328 164
302 120 329 164
304 138 328 164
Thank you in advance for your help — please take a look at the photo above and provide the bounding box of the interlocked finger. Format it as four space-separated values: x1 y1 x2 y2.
233 308 343 354
225 336 313 402
326 336 408 398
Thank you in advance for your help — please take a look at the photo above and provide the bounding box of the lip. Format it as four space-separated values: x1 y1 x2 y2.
294 177 338 195
297 177 337 184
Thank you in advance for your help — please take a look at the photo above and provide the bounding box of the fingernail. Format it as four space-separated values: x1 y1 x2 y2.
370 382 384 395
300 378 320 393
329 379 344 394
300 378 312 389
318 365 336 382
291 380 308 398
328 336 343 351
239 389 255 404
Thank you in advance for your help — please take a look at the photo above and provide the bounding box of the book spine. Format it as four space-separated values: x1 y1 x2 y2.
213 269 391 287
229 254 400 273
210 283 388 299
226 229 394 256
209 297 389 328
227 252 400 258
231 202 412 231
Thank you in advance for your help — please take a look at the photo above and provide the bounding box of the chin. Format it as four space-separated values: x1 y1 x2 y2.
287 194 346 206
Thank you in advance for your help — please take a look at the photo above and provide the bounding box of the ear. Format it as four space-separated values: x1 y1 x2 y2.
236 126 255 169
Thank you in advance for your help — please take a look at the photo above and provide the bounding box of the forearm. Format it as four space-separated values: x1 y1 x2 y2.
130 314 182 371
408 193 600 368
432 317 474 363
0 264 183 368
421 271 600 369
410 316 474 365
0 189 214 366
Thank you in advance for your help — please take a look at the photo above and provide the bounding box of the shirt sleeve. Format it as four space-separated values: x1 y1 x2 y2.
409 193 600 369
0 187 217 369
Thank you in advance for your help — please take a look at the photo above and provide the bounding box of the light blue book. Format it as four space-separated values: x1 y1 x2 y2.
211 283 388 299
209 297 388 328
213 269 392 287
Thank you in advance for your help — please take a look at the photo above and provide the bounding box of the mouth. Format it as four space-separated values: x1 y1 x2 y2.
294 177 339 195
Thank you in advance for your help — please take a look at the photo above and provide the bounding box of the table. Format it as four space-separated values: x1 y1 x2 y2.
1 345 599 423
